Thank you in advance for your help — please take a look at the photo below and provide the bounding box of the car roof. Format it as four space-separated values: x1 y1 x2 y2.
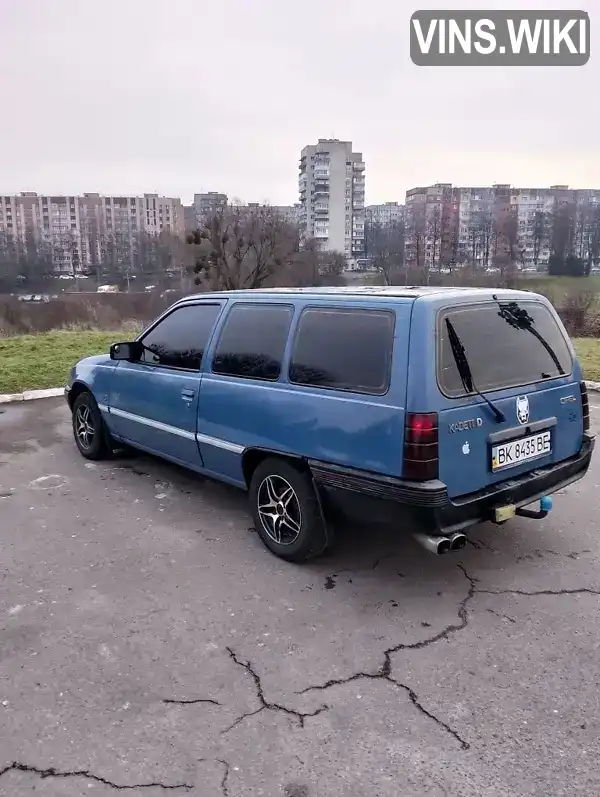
176 285 537 304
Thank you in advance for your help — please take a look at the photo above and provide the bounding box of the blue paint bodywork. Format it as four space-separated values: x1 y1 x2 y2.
66 286 592 512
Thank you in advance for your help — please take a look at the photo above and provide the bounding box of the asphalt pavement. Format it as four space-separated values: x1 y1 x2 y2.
1 397 599 796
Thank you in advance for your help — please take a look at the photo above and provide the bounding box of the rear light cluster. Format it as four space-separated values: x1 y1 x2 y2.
580 381 590 433
403 412 439 481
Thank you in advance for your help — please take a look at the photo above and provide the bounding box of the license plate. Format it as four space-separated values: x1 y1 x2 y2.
491 430 551 472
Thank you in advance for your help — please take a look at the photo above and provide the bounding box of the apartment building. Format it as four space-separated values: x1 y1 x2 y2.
0 192 184 274
224 202 303 223
183 204 197 231
193 192 228 221
270 204 303 225
298 139 366 262
405 183 460 272
141 194 183 236
366 202 404 227
456 186 496 268
187 196 302 231
405 183 600 272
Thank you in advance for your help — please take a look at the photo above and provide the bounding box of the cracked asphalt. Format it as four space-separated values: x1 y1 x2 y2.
1 398 600 796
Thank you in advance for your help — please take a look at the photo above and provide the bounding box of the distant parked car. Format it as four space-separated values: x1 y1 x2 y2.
17 294 50 303
97 284 119 293
66 286 594 563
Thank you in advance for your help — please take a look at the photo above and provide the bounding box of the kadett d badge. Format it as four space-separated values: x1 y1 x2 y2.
449 418 483 433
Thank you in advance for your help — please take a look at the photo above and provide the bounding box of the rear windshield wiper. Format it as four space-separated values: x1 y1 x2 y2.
497 301 565 376
444 317 506 423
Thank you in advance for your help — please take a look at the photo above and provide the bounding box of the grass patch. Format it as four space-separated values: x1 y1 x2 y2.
0 330 126 394
572 338 600 382
525 275 600 303
1 329 600 394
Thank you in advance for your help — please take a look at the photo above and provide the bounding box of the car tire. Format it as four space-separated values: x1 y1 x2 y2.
72 391 112 461
249 457 331 563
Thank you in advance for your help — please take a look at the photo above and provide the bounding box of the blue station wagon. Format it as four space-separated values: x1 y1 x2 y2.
66 286 595 562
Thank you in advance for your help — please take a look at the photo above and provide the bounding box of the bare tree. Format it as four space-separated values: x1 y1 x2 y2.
550 200 576 264
586 204 600 275
493 206 519 284
83 214 103 281
315 249 346 286
272 237 345 287
445 208 459 274
465 209 492 271
161 231 190 290
17 228 50 287
532 211 548 268
131 230 181 287
477 209 493 268
572 199 600 276
365 219 405 284
426 203 441 278
0 226 56 292
187 205 300 290
0 230 22 291
467 219 481 271
406 201 427 283
546 198 588 276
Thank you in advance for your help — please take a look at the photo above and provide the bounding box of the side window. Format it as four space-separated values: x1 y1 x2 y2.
289 307 394 394
212 303 293 380
140 303 221 370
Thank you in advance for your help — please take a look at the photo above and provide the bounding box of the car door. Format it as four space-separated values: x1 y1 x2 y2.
108 301 223 469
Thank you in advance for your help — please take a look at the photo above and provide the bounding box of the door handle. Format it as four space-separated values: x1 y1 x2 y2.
181 389 195 400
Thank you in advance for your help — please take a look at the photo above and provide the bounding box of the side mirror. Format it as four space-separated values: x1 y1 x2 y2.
110 341 142 361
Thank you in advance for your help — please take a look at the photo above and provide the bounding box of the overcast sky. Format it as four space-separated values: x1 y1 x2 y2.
0 0 597 205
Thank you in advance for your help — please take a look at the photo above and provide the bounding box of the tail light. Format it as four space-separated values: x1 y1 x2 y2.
580 381 590 433
403 412 439 480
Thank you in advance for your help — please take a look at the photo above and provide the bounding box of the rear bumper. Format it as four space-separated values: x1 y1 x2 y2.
309 433 595 534
432 433 595 534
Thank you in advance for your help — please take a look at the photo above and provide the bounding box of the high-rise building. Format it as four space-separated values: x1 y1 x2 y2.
298 139 365 261
0 192 184 274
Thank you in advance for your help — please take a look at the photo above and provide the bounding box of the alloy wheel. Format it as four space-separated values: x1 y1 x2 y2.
257 474 302 545
75 404 95 450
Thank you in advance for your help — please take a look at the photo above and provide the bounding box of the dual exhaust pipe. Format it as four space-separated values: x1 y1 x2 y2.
412 531 467 555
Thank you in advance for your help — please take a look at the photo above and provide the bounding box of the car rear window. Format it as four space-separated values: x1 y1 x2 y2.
438 300 573 397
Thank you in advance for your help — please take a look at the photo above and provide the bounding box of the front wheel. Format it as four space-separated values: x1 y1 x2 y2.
72 391 112 460
249 458 330 563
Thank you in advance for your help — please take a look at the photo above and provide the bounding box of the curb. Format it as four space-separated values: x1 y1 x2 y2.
0 387 65 405
0 383 600 406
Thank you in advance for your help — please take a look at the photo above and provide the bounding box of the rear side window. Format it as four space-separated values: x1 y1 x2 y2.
140 303 221 370
212 303 293 380
289 307 394 394
438 301 573 397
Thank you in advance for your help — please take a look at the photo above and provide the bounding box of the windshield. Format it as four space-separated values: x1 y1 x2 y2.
438 301 573 397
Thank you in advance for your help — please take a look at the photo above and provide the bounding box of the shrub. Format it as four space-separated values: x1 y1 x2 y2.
0 292 186 336
558 287 598 335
